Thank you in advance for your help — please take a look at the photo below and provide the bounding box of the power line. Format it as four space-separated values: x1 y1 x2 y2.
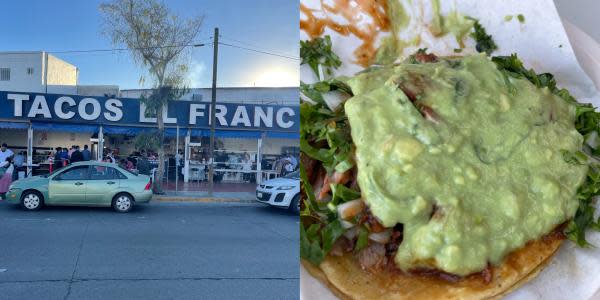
220 35 297 58
218 42 299 61
0 37 300 61
49 42 211 54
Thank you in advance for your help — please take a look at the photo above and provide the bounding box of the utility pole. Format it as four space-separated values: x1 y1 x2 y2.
208 27 219 197
44 52 49 93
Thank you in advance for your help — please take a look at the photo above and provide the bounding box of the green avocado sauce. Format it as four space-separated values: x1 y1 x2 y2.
344 54 588 276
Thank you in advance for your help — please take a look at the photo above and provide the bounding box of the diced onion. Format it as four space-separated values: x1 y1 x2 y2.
323 90 351 111
368 229 392 244
341 219 355 229
300 92 311 103
586 131 599 149
337 199 365 220
343 226 359 240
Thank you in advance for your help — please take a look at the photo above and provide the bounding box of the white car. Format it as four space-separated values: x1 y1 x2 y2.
256 170 300 213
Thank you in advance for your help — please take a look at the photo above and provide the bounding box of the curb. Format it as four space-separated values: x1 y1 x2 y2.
152 196 255 203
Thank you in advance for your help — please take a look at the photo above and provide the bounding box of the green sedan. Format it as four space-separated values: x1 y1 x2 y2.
6 161 153 213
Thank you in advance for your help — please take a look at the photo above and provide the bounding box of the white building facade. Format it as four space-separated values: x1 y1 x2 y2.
0 51 118 96
0 53 299 188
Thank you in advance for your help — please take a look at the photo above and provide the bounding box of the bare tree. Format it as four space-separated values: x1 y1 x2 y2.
99 0 203 193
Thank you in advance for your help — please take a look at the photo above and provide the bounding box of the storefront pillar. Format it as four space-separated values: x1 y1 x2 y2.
97 125 104 161
256 135 263 184
175 126 179 193
27 124 33 177
183 129 191 183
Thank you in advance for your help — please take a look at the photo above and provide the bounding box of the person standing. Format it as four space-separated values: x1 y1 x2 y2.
68 146 75 158
175 149 183 178
0 143 14 163
81 145 91 161
70 146 84 163
0 157 14 200
106 150 116 164
53 147 63 171
60 148 69 165
287 152 298 171
137 151 151 175
13 151 25 168
13 151 25 180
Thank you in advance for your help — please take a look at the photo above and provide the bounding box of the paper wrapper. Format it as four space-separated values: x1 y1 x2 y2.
300 0 600 299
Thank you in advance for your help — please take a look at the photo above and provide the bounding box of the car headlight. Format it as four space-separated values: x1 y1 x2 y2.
277 186 295 190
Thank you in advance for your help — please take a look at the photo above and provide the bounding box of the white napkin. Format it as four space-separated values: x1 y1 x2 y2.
300 1 600 299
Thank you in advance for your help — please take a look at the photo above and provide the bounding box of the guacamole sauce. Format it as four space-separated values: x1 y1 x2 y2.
345 54 588 276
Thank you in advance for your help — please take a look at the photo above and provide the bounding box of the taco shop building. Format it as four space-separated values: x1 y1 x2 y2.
0 89 299 191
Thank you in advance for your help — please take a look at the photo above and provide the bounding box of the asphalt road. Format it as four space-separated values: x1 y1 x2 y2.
0 201 299 300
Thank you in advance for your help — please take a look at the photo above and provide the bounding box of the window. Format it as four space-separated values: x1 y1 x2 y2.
54 166 89 181
26 67 34 75
89 166 126 180
0 68 10 81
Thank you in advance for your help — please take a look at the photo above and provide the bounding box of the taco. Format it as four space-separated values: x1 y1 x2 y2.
299 4 600 299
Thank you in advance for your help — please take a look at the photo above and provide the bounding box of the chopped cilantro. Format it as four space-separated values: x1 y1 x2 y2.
470 19 498 55
300 36 342 80
354 226 369 252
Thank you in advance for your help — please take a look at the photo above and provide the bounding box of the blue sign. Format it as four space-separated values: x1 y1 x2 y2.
0 91 299 132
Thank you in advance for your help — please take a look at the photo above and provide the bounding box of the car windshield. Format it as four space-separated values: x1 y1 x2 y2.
283 171 299 179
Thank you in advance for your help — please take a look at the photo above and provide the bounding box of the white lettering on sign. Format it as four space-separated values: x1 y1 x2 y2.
104 99 123 121
54 96 76 119
78 98 101 121
28 95 52 118
254 107 273 127
276 107 295 129
230 106 251 127
162 105 177 124
139 103 156 123
189 103 205 125
209 105 228 126
7 93 29 117
4 93 296 130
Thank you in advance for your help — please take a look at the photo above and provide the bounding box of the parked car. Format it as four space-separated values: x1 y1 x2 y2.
5 161 152 212
256 170 300 213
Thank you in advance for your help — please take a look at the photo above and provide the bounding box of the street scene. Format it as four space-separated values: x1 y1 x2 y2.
0 201 298 299
0 0 299 299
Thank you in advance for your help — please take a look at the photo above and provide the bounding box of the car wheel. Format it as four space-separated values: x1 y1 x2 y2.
21 191 43 211
112 193 134 213
289 194 300 214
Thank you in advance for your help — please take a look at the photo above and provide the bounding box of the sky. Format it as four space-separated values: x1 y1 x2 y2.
0 0 299 89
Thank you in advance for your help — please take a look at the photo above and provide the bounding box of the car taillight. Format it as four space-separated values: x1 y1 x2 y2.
145 178 152 190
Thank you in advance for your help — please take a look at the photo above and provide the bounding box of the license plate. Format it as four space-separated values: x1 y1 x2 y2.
257 192 263 198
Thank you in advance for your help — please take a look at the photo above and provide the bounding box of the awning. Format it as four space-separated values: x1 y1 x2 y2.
265 131 299 139
208 130 262 139
102 126 199 137
32 122 99 133
0 122 28 130
103 126 152 136
25 122 296 140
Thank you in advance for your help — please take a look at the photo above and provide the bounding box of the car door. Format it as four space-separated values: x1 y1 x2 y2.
48 165 89 204
86 165 122 205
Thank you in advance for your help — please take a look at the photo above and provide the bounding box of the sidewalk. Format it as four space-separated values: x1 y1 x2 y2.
152 191 256 203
